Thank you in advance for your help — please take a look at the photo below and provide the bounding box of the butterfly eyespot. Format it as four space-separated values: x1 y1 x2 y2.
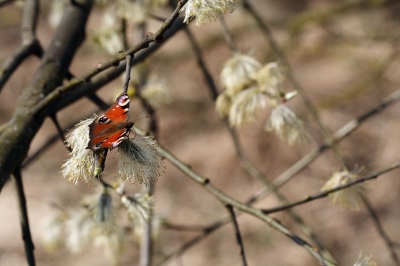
118 94 130 107
95 142 103 148
98 116 109 124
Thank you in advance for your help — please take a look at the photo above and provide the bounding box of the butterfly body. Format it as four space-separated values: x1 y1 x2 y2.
87 93 134 151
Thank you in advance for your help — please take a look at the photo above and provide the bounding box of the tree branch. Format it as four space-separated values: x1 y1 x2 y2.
155 143 335 266
185 23 336 262
0 0 14 8
12 168 35 266
86 93 109 111
51 17 187 113
243 0 349 169
219 17 237 52
0 0 93 192
49 112 69 151
362 197 400 266
0 0 42 92
249 89 400 203
154 87 400 265
261 162 400 215
183 27 218 100
30 0 189 115
226 205 248 266
123 55 133 94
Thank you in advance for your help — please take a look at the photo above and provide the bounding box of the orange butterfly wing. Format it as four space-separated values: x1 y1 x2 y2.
87 93 133 150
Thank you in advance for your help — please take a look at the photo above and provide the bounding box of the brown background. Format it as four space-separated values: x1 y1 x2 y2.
1 0 400 265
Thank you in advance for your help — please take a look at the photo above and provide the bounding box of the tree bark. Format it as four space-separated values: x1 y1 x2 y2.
0 0 93 191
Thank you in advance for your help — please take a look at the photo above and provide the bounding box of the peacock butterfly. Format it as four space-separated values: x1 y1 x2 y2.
87 92 134 151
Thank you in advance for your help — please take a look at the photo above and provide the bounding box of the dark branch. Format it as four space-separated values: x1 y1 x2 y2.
261 162 400 215
362 197 400 266
156 217 231 266
21 109 99 169
30 0 189 115
0 0 15 8
86 93 109 111
0 0 42 92
12 168 35 266
155 143 334 265
0 0 93 192
49 20 187 113
219 17 237 52
50 112 70 151
185 17 335 261
123 55 133 93
226 205 248 266
183 27 219 100
242 0 349 169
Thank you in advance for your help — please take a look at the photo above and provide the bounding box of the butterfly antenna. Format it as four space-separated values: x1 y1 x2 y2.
134 104 151 118
133 104 152 122
133 115 150 122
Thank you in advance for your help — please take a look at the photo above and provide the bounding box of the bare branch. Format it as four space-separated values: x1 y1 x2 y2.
183 27 218 100
163 221 221 232
219 17 237 52
123 55 133 93
0 0 42 92
86 93 109 111
52 17 187 113
155 143 335 265
50 112 70 151
261 162 400 215
0 0 15 8
0 0 93 192
185 23 336 261
156 218 231 266
226 205 248 266
242 0 349 169
21 109 99 169
12 168 35 266
120 18 129 50
30 0 189 115
155 88 400 265
362 197 400 266
250 89 400 203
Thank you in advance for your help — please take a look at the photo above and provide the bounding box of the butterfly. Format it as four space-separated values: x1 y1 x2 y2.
87 92 134 151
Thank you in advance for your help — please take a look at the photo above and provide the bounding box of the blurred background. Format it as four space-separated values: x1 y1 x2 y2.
1 0 400 265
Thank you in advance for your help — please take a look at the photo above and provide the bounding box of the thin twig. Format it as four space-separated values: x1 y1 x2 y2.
96 149 113 189
21 109 100 168
0 0 42 92
156 218 231 266
30 0 189 115
0 0 14 8
219 17 237 52
12 168 35 266
129 20 157 266
184 24 336 261
50 112 70 152
242 0 349 169
121 18 129 50
249 89 400 204
183 27 218 100
155 143 335 266
123 55 133 93
155 88 400 265
0 0 93 191
261 162 400 214
226 205 248 266
52 17 187 113
86 93 110 111
164 221 221 232
362 197 400 266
